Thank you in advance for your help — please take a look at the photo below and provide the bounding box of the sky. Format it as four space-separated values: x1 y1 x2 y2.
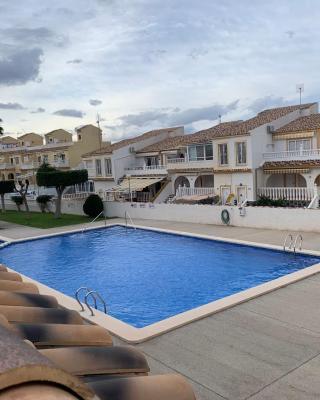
0 0 319 142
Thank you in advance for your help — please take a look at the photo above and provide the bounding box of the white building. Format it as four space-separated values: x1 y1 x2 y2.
81 102 319 205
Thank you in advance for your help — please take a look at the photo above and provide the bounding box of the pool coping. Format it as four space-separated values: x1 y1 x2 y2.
3 221 320 343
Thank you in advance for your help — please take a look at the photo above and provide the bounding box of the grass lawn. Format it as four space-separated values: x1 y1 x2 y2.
0 210 97 229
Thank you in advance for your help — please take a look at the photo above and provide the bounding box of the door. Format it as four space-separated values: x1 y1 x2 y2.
221 186 231 205
236 186 247 204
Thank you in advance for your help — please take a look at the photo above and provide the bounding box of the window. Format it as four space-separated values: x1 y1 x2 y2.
288 139 311 151
188 144 213 161
78 134 82 141
43 155 48 163
104 158 112 175
236 142 247 165
95 159 102 176
218 143 228 165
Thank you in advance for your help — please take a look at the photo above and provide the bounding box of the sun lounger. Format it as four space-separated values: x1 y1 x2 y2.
0 280 39 293
0 264 8 272
0 305 84 324
0 271 23 281
87 374 196 400
12 322 113 348
0 290 59 308
40 346 150 376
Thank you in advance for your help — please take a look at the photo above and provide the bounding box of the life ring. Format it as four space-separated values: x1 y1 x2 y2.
221 209 230 225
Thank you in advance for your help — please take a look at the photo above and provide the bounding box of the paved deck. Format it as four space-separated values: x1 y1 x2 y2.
2 218 320 399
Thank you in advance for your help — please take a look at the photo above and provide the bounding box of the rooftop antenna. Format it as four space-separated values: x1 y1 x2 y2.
218 114 222 124
96 113 102 149
296 83 304 106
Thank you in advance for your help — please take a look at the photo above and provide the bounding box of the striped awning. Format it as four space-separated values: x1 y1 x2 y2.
273 131 314 140
110 177 165 192
264 168 310 174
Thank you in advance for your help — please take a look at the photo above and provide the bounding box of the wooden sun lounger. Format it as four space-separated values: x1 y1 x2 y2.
0 305 84 325
40 346 150 376
12 322 113 348
0 280 39 293
0 271 23 282
87 374 196 400
0 290 59 308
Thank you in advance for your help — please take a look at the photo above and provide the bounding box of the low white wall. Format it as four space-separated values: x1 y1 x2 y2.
105 201 320 233
4 198 86 216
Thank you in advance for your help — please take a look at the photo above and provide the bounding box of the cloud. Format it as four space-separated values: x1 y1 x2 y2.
89 99 102 106
67 58 83 64
2 27 68 47
117 101 239 128
0 48 43 86
53 109 85 118
30 107 45 114
0 102 25 110
248 96 290 113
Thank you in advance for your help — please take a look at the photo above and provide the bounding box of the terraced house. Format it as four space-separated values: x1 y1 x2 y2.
83 102 319 205
0 124 102 187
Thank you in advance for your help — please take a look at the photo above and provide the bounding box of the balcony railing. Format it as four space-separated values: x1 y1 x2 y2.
175 186 215 198
258 187 314 201
125 165 167 175
0 163 12 169
167 158 214 170
263 149 320 161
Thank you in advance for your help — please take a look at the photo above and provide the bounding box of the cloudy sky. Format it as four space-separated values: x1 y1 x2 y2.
0 0 319 142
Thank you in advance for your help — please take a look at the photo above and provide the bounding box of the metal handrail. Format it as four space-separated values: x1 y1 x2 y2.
82 209 107 233
84 290 107 316
283 234 293 251
125 211 136 230
75 286 96 311
293 234 303 253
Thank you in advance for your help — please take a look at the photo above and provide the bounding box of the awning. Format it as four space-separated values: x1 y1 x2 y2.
264 168 310 174
110 177 165 192
273 131 314 140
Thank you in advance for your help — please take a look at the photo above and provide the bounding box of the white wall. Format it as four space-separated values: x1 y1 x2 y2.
5 198 86 215
105 201 320 233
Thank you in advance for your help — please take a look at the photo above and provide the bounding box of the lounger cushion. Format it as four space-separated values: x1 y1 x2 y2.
0 291 58 308
40 346 149 376
0 281 39 294
0 271 22 282
87 374 196 400
13 322 113 347
0 305 84 325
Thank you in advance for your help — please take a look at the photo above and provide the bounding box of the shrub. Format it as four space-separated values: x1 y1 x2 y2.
36 195 53 213
83 194 104 218
11 195 23 211
254 195 289 207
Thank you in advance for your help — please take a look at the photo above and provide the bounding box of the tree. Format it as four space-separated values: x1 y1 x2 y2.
0 119 3 136
83 194 104 217
14 179 30 213
0 180 15 212
11 195 23 212
36 163 88 218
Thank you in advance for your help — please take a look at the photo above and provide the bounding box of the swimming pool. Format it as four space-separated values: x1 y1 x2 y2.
1 225 319 328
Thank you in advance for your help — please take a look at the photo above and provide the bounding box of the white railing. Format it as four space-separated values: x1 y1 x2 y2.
263 149 320 161
52 160 69 168
175 186 215 198
62 192 92 200
258 187 314 201
167 158 214 169
125 165 167 175
0 163 11 169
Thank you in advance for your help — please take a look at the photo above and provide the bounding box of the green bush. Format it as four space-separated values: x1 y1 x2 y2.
83 194 104 218
11 195 23 211
255 195 289 207
36 195 53 213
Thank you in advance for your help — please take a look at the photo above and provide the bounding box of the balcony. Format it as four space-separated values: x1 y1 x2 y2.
125 165 167 176
263 149 320 162
166 158 214 170
0 163 12 169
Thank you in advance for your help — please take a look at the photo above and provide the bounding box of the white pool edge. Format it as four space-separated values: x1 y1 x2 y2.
3 221 320 343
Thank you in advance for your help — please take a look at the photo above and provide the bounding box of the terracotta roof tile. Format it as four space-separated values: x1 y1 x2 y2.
274 114 320 134
82 126 182 157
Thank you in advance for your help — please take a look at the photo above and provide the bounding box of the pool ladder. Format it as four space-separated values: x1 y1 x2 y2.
125 211 136 230
75 287 107 316
283 233 303 253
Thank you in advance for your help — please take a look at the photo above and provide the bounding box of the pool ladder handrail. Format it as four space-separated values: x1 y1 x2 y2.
82 209 107 233
75 287 107 316
125 211 136 230
283 234 294 252
283 233 303 253
85 290 107 316
293 234 303 253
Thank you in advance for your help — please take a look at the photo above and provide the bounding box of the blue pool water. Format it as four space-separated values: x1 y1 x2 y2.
0 226 319 328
